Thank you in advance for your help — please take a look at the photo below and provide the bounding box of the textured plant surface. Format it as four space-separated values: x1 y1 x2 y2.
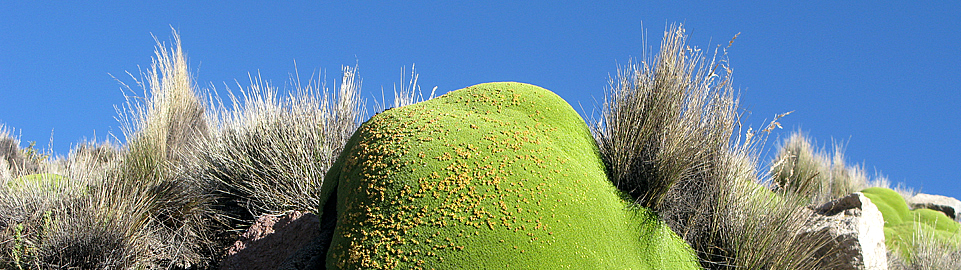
862 187 961 259
319 82 698 269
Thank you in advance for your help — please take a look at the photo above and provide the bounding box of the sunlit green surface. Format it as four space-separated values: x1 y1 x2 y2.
319 82 698 269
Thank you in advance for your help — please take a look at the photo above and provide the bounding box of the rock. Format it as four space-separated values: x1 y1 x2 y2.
219 211 322 270
278 193 339 270
275 234 326 270
801 192 888 270
907 193 961 222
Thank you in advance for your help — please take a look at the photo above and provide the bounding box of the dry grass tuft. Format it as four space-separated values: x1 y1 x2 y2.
392 64 437 109
593 24 835 269
592 24 738 211
105 28 224 268
186 65 364 216
1 28 226 269
770 131 888 205
0 136 143 268
0 125 45 178
2 28 368 268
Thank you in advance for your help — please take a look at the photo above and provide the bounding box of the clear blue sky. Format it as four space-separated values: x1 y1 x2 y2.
2 1 959 199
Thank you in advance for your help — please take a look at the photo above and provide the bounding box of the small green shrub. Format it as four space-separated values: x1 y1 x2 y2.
11 223 30 270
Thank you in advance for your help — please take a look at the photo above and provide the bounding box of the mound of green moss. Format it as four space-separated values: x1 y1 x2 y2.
6 173 67 192
318 82 698 269
861 187 961 258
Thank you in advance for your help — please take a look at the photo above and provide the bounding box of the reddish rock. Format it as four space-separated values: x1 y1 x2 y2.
220 211 321 270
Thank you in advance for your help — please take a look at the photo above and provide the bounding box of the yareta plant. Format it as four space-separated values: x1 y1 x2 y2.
319 82 699 269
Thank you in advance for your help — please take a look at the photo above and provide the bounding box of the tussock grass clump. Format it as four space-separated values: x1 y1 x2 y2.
771 131 884 205
593 24 835 269
0 139 139 268
2 29 368 268
186 66 364 215
390 64 436 110
104 29 224 268
2 29 226 269
592 24 738 211
56 141 120 184
33 194 151 269
0 125 46 179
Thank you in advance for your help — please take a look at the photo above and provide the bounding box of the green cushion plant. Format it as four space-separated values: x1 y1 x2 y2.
318 82 698 269
7 173 67 192
861 187 961 258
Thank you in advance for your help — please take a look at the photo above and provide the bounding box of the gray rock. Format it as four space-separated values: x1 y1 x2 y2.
908 193 961 222
801 192 888 270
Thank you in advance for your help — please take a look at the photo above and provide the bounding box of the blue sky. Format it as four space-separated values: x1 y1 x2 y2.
1 1 959 199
